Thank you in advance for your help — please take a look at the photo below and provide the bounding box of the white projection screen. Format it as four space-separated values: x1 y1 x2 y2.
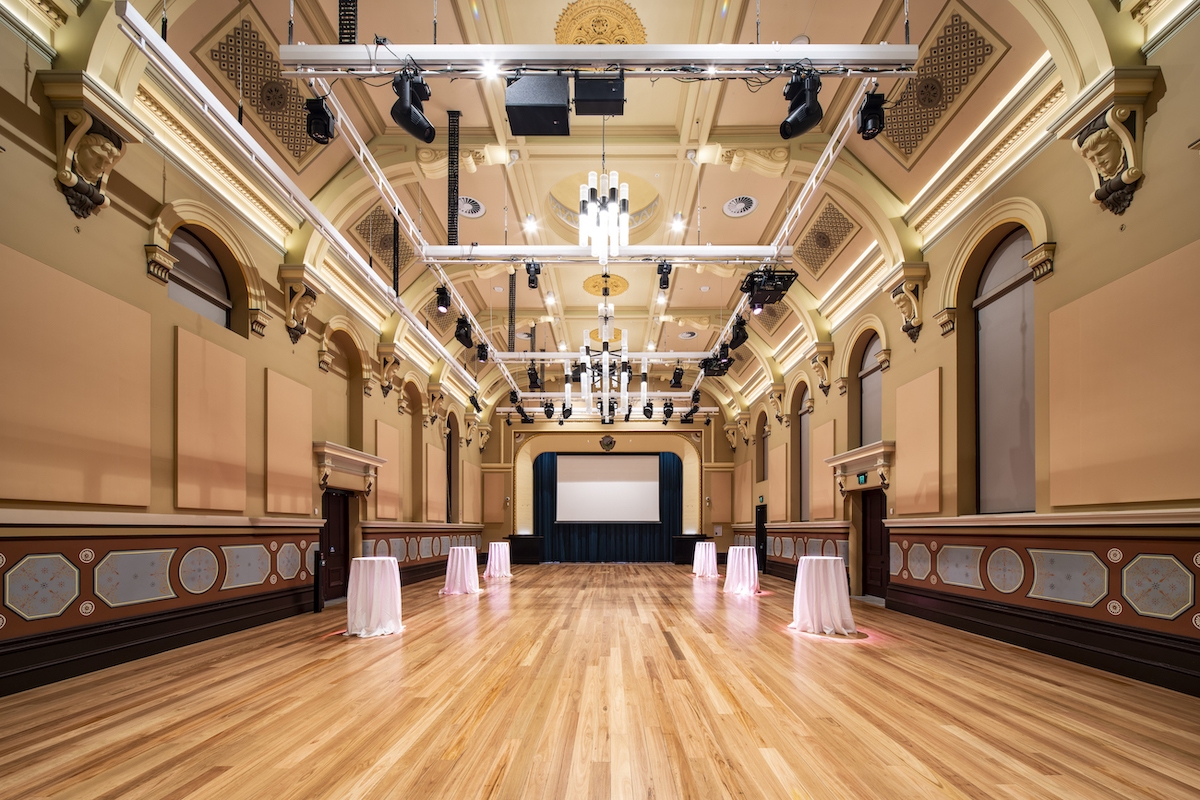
556 455 659 522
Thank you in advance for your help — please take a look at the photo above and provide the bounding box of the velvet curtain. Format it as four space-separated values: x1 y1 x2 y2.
534 452 682 562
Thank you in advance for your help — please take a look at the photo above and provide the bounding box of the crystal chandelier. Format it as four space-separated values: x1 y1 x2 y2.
577 121 628 266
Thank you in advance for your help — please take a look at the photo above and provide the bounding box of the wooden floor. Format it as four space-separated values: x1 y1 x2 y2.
2 565 1199 800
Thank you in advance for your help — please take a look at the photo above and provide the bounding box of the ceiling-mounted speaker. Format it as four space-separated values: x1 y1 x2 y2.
506 75 570 136
575 76 624 116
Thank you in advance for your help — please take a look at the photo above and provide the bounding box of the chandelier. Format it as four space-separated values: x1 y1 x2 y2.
577 121 628 266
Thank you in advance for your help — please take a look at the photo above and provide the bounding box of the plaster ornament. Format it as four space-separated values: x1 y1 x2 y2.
56 110 126 219
1073 106 1144 215
892 282 922 342
811 351 832 396
723 422 738 452
397 394 412 415
477 424 492 452
287 288 317 344
379 356 402 397
768 391 790 428
736 418 753 446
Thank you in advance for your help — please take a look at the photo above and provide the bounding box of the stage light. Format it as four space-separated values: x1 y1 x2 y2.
664 399 674 419
857 92 886 140
780 72 823 140
435 286 451 313
476 342 489 362
692 389 701 404
509 390 520 404
525 261 541 289
671 212 685 233
523 214 537 234
505 413 512 426
680 405 697 424
305 97 336 145
390 74 435 143
741 267 798 311
657 261 672 291
729 315 748 349
704 415 712 426
543 400 554 419
643 401 654 419
469 394 482 412
751 300 764 315
670 365 684 389
516 404 534 423
455 315 474 349
624 405 632 422
527 364 541 391
562 403 572 419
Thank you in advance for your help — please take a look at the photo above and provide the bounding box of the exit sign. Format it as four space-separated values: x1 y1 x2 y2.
857 473 868 485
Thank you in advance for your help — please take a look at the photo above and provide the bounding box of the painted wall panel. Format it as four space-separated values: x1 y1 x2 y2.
709 471 731 523
811 421 836 520
462 461 482 524
374 420 400 520
425 443 447 523
895 368 941 515
768 445 788 522
734 461 752 524
0 243 151 505
266 370 312 515
483 471 508 523
176 329 246 510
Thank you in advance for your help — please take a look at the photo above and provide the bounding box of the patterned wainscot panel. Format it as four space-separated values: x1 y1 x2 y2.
179 547 220 594
1028 549 1108 607
362 534 484 565
3 554 79 621
277 543 301 581
890 542 904 576
908 543 932 581
764 534 851 571
1121 555 1194 620
986 547 1025 594
220 545 272 590
95 549 177 607
936 545 985 590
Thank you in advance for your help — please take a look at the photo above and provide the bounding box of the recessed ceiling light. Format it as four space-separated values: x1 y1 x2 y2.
679 331 697 339
699 286 710 292
493 286 504 293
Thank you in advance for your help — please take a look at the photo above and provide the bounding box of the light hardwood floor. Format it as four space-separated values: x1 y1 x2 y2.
2 564 1199 799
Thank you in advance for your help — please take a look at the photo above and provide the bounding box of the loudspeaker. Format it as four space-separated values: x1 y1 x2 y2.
505 75 570 136
575 77 624 116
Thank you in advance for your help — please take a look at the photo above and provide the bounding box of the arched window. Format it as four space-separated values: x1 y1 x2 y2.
167 227 232 328
975 227 1034 512
858 333 883 446
790 385 812 521
445 414 459 523
755 412 769 482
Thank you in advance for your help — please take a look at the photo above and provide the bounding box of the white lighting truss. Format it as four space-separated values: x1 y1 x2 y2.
579 170 628 266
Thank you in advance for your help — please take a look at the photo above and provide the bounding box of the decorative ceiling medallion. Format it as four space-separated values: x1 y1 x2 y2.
353 205 416 274
194 3 320 171
588 327 623 343
555 0 647 45
878 1 1009 169
459 196 485 218
583 273 630 296
794 194 861 279
723 195 757 217
679 331 697 339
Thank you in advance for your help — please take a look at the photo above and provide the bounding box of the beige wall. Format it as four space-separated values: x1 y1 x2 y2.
895 368 941 515
374 420 400 519
266 369 312 515
810 421 836 520
175 328 246 511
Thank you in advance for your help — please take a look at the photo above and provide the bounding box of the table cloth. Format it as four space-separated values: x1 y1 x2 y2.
346 557 403 637
692 541 719 579
440 546 482 595
789 556 857 635
483 541 513 579
723 545 760 595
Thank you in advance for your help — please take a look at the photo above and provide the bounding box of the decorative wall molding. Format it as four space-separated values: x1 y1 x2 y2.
768 389 789 428
723 146 791 179
826 441 895 495
554 0 646 44
885 508 1200 529
934 308 956 336
1073 105 1147 215
377 343 406 397
144 244 178 284
415 145 508 179
15 0 66 30
888 263 930 342
723 422 738 452
1024 242 1056 281
875 349 891 372
313 441 386 496
833 377 849 396
810 342 834 396
278 264 328 344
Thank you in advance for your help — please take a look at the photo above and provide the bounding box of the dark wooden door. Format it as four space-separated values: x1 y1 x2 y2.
755 504 768 571
321 490 351 601
861 489 888 598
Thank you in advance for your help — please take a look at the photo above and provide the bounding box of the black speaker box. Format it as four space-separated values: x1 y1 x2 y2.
505 75 570 136
575 77 625 116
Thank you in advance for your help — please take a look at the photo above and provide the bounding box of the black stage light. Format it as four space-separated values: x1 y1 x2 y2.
740 267 799 310
657 261 673 291
435 285 451 313
857 92 886 140
680 405 697 424
305 97 336 144
517 405 534 423
692 389 701 404
562 403 572 419
505 413 512 426
469 394 482 412
780 72 823 140
670 365 684 389
699 343 735 377
643 401 654 419
391 74 436 143
527 364 541 391
543 400 554 419
750 300 765 315
455 315 474 349
509 390 520 404
704 415 712 426
525 261 541 289
663 399 674 419
476 342 489 362
729 315 748 349
623 405 632 422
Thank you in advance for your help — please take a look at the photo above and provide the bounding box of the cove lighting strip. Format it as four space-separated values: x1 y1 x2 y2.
422 244 789 264
113 1 480 393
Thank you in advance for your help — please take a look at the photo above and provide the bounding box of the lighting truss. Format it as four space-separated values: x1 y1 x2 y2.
277 43 919 78
111 1 488 394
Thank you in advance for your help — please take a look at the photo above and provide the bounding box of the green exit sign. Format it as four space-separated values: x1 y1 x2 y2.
857 473 868 485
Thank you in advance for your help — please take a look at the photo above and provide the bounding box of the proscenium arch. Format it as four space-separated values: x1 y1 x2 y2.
512 432 702 540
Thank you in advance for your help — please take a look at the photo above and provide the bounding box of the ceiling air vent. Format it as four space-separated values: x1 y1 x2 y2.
723 195 757 217
458 196 485 218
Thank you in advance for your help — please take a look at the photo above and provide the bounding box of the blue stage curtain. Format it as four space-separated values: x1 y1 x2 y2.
534 452 683 562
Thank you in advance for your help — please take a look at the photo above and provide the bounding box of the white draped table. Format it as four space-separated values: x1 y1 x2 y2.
345 557 403 637
789 555 857 635
440 546 482 595
692 541 718 579
723 545 760 595
483 541 512 579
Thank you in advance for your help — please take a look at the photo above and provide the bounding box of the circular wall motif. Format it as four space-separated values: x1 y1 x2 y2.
1107 548 1123 563
0 613 5 629
811 230 832 249
986 547 1025 594
931 541 938 551
931 574 938 584
1107 600 1122 615
902 540 908 549
79 549 95 564
433 537 441 556
679 331 697 340
916 77 944 108
179 547 219 595
80 600 95 616
902 570 909 579
555 0 647 44
0 553 5 569
301 540 307 548
723 195 757 217
300 571 308 581
459 196 486 218
1193 553 1200 568
1193 613 1200 630
260 80 289 111
270 574 278 584
270 541 278 552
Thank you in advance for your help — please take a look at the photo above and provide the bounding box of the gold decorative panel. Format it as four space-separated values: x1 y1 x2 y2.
794 195 861 279
752 302 791 335
583 273 629 296
555 0 646 44
194 2 319 170
353 205 416 274
878 1 1009 169
421 298 456 334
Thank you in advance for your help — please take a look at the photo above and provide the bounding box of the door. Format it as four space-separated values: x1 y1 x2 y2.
861 489 888 598
321 490 352 601
754 504 768 571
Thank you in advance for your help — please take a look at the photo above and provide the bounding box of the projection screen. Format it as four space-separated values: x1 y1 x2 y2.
556 455 659 522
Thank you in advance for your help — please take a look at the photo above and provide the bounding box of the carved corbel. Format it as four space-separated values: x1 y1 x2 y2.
144 245 178 284
736 417 753 446
722 146 791 179
462 418 478 447
362 376 376 397
889 263 929 343
398 393 412 415
833 377 849 397
934 308 956 336
53 109 126 219
723 422 739 452
877 462 891 491
810 343 834 396
768 389 789 428
802 396 815 414
279 265 328 345
318 459 332 489
364 466 376 497
317 349 334 373
477 423 492 453
377 344 405 397
249 309 270 338
1024 242 1056 282
1074 107 1144 215
416 146 502 179
875 350 891 372
837 475 847 497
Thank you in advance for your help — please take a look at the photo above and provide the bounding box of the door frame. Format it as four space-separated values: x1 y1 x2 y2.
754 504 768 571
859 488 888 598
320 488 354 602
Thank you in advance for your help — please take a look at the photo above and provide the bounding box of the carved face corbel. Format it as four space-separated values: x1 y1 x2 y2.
477 424 492 453
56 109 126 219
279 265 328 345
1073 106 1144 215
723 422 738 452
810 343 834 396
768 390 790 428
378 353 403 397
887 263 929 343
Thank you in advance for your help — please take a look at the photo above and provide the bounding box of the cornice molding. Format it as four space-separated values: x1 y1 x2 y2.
886 508 1200 529
0 3 56 61
0 509 321 530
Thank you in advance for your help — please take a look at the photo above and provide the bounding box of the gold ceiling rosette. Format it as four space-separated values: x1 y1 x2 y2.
554 0 647 45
